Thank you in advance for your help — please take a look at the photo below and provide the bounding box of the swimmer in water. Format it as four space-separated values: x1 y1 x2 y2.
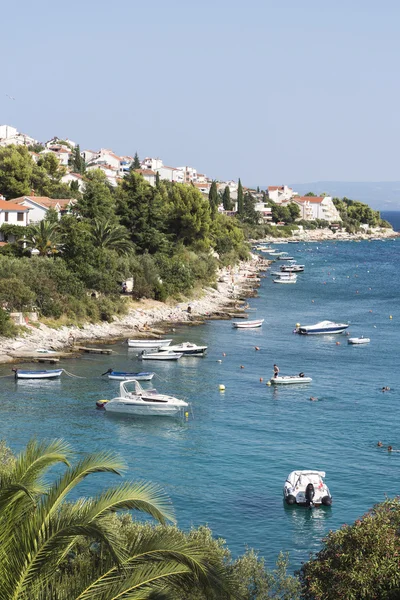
377 441 383 447
310 396 318 402
388 446 393 452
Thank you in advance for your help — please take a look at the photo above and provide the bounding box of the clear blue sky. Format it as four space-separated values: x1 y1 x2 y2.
2 0 399 186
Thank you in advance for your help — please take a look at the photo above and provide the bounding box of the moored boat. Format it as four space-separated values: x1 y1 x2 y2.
127 339 172 348
96 379 188 417
283 470 332 506
139 350 183 361
296 320 349 335
232 319 264 329
159 342 207 356
273 273 297 284
280 264 304 272
348 337 370 345
102 369 155 381
271 374 312 384
13 369 63 380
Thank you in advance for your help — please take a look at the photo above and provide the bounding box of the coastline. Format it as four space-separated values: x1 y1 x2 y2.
0 256 267 365
262 226 400 243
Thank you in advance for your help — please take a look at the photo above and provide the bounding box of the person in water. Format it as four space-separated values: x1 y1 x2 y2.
273 364 279 378
377 441 383 447
388 446 393 452
310 396 318 402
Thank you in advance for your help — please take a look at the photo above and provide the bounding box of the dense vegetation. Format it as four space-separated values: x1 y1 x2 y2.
0 147 249 333
332 196 391 232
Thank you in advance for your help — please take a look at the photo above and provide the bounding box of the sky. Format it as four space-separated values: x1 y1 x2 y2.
2 0 400 188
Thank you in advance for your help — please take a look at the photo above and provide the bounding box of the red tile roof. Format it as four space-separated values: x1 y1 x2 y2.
0 200 28 211
11 197 76 209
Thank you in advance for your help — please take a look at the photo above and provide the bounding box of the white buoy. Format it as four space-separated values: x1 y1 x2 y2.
219 384 225 391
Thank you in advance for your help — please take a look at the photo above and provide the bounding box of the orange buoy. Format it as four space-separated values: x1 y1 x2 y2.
336 341 340 345
240 365 245 369
260 377 263 382
222 353 226 357
255 346 260 351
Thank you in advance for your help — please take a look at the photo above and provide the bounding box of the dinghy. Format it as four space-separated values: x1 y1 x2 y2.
13 369 63 380
127 339 172 348
139 350 183 361
232 319 264 329
348 337 370 345
283 470 332 506
271 374 312 384
102 369 155 381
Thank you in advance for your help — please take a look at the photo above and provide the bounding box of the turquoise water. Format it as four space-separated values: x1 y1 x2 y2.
1 239 400 570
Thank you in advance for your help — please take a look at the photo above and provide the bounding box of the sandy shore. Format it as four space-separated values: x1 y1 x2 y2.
0 256 266 364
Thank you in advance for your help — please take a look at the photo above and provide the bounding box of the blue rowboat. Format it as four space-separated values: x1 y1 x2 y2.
102 369 155 381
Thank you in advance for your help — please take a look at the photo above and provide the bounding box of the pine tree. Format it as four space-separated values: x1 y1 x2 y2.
132 152 141 170
208 180 219 219
222 186 232 210
237 178 244 216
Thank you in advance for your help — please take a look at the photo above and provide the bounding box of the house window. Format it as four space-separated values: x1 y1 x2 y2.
17 213 24 222
4 212 8 222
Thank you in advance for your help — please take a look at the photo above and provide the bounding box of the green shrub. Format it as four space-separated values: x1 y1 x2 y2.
0 309 18 337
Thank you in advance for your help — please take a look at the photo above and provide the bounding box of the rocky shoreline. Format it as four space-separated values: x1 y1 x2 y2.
0 256 268 365
263 226 399 243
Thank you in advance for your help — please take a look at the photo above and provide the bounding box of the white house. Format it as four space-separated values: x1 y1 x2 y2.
86 163 119 186
0 200 29 241
141 157 164 172
192 182 211 194
61 172 86 191
291 196 341 222
176 166 198 183
0 124 37 147
157 165 183 182
40 145 72 166
135 169 157 186
11 196 77 223
81 149 99 164
254 202 272 222
268 185 296 204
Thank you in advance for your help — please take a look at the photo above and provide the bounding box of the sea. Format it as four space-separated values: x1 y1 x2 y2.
381 210 400 231
1 238 400 572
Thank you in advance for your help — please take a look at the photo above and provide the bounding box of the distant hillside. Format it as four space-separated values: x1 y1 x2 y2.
286 182 400 211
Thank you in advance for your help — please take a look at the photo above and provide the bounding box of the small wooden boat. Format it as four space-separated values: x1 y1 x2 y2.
102 369 155 381
127 339 172 348
348 337 370 345
139 351 183 361
13 368 63 380
232 319 264 329
271 375 312 384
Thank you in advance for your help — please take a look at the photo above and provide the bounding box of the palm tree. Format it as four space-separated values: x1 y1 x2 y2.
90 218 133 255
0 439 231 600
20 220 61 257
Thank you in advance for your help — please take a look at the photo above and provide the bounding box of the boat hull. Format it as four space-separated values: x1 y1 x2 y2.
348 338 370 345
140 352 183 360
108 371 155 381
232 319 264 329
104 402 184 417
15 370 63 379
298 327 348 335
127 339 172 348
271 376 312 384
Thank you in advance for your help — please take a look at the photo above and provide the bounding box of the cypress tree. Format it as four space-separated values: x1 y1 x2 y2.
155 171 160 188
132 152 141 170
208 180 219 219
237 178 244 216
73 144 84 174
222 186 232 210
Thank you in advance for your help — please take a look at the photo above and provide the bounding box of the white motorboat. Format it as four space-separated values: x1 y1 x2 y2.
127 339 172 348
271 374 312 384
96 379 188 417
280 264 304 272
159 342 207 356
277 255 294 260
348 337 370 345
139 350 183 361
283 470 332 507
296 320 349 335
232 319 264 329
13 369 63 379
102 369 155 381
273 273 297 284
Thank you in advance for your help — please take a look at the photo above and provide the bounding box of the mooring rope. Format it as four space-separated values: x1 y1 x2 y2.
62 369 86 379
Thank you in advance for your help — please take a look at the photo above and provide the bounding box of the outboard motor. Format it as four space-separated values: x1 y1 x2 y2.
305 483 315 507
285 494 296 505
321 495 332 506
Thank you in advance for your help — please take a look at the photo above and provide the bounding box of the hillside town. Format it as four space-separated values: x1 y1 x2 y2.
0 123 343 232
